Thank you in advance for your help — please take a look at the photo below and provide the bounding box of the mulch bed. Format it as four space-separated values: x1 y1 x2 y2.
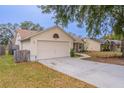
84 57 124 66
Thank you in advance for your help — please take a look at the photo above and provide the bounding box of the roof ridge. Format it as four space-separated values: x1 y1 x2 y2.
17 29 41 32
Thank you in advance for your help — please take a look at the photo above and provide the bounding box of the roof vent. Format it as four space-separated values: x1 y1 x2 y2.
53 33 59 39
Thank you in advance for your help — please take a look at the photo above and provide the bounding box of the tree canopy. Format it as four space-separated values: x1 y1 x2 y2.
0 23 19 45
0 21 43 45
38 5 124 38
103 32 124 40
20 21 43 31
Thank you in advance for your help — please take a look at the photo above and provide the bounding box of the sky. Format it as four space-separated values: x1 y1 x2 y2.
0 5 87 37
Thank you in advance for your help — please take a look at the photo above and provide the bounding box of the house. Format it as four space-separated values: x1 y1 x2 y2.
83 38 121 52
83 38 101 51
101 39 121 52
14 26 84 61
68 32 85 52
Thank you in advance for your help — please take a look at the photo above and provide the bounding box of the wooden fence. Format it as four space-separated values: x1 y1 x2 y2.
14 50 30 63
0 45 5 55
121 40 124 56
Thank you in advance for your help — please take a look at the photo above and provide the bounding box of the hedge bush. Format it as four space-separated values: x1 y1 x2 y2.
86 51 122 58
70 49 75 57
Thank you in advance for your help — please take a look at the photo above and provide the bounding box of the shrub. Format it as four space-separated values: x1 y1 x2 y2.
70 49 75 57
101 43 110 51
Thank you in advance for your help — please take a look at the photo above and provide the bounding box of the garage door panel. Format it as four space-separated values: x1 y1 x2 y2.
37 41 70 59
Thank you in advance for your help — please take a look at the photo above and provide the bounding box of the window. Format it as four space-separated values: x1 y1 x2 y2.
53 33 59 39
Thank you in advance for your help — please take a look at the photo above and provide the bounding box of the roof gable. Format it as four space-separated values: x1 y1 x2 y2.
21 26 75 41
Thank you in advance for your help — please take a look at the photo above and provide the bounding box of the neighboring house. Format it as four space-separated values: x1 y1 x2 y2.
14 26 75 61
82 38 121 52
83 38 101 51
101 39 121 52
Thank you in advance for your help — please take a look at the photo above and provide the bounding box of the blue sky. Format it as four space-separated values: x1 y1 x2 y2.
0 5 87 37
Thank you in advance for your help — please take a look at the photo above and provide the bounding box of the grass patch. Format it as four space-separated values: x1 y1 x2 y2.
0 55 14 64
0 54 95 88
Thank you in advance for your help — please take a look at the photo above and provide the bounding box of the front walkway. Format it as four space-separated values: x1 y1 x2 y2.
75 53 91 58
39 57 124 88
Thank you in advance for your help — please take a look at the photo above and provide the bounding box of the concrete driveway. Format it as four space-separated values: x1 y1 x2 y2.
39 57 124 88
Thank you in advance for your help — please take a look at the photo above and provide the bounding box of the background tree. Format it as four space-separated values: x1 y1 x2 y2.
38 5 124 56
0 23 19 45
20 21 43 31
103 32 123 40
0 21 44 45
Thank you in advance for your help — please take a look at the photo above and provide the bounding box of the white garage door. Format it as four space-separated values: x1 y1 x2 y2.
37 40 70 59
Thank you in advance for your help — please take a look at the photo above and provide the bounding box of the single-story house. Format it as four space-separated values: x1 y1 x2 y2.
83 38 101 51
14 26 84 61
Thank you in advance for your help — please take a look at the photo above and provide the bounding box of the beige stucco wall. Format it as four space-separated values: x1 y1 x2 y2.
30 27 74 57
84 39 101 51
15 33 22 50
21 39 31 50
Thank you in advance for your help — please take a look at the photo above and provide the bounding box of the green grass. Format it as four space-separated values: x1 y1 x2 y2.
0 54 95 88
0 55 14 64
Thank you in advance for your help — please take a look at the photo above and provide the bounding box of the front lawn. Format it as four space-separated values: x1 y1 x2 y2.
0 54 95 88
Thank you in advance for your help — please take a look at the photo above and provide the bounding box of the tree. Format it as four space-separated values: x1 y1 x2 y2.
0 21 44 45
103 32 123 40
38 5 124 56
0 23 19 45
20 21 43 31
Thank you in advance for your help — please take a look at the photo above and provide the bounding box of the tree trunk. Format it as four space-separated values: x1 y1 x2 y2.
121 39 124 57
